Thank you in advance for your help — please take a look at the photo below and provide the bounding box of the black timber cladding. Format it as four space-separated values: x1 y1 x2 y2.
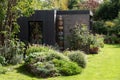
57 10 91 49
18 10 56 45
17 10 91 48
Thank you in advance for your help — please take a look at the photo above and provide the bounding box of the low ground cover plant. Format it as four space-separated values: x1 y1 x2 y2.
0 64 7 74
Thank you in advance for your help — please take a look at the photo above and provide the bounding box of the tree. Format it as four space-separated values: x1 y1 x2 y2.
0 0 34 32
0 0 34 64
0 0 6 31
45 0 68 10
42 0 82 10
94 0 120 20
78 0 100 12
68 0 79 9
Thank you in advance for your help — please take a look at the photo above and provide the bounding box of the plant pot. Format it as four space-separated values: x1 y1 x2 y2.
89 47 99 54
58 21 63 25
58 26 63 30
58 41 64 46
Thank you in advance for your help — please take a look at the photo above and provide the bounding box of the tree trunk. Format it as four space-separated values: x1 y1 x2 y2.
5 0 17 32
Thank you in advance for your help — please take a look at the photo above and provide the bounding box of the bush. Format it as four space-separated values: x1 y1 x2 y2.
26 45 54 55
94 1 119 20
0 56 6 65
69 24 91 53
92 21 107 34
89 34 104 54
25 52 60 78
52 59 82 76
26 61 59 77
25 51 69 64
25 46 82 77
64 51 86 68
69 24 104 53
46 52 69 61
0 38 25 64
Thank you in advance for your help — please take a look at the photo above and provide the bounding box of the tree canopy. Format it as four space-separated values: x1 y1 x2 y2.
94 0 120 20
0 0 34 32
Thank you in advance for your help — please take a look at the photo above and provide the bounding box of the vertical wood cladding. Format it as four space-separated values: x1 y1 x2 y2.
18 10 56 45
18 10 91 49
57 10 90 49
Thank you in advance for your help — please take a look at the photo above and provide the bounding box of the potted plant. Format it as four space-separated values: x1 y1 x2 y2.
89 34 104 54
90 45 99 54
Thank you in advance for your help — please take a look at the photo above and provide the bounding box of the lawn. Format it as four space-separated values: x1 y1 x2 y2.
0 44 120 80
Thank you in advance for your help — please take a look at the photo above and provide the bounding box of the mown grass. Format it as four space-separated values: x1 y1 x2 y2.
0 44 120 80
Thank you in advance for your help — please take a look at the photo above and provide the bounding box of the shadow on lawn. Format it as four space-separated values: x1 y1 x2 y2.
114 44 120 48
15 65 40 79
15 65 57 79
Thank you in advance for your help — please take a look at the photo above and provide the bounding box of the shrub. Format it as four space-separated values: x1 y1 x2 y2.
25 46 81 77
25 52 47 64
26 45 54 55
25 52 60 78
26 61 59 78
64 51 87 68
25 51 69 64
89 34 104 54
92 21 107 34
52 59 82 76
69 24 90 53
0 56 6 65
90 34 104 48
46 52 69 61
69 24 104 53
0 38 25 64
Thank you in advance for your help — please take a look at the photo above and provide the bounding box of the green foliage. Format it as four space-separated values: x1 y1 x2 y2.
68 0 81 9
16 0 34 17
25 52 60 77
0 56 5 65
113 12 120 36
93 21 115 35
93 12 120 44
46 52 69 61
25 51 69 65
69 24 90 52
30 0 50 10
0 38 25 64
104 35 120 44
25 45 81 77
0 64 7 74
89 34 104 54
90 34 104 48
64 51 86 68
0 45 120 80
69 24 104 53
26 45 54 55
52 59 82 76
93 21 107 35
94 0 120 20
0 0 34 65
0 0 6 22
26 61 59 78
